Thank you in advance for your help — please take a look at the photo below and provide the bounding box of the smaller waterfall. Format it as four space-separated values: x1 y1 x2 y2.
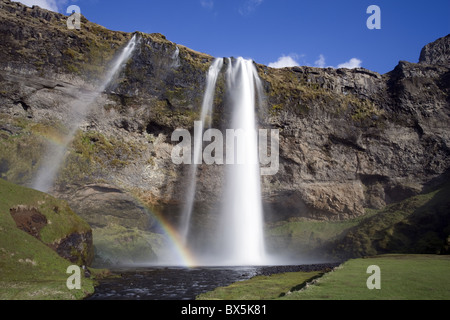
32 35 138 192
171 46 180 68
180 58 224 243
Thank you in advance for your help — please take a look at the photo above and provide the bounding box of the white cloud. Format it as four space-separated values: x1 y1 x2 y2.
337 58 362 69
268 54 300 69
200 0 214 9
12 0 60 12
239 0 263 15
312 54 362 69
269 53 363 70
314 54 326 68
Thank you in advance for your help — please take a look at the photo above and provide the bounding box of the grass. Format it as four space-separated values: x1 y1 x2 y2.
0 179 95 300
197 255 450 300
196 271 323 300
281 255 450 300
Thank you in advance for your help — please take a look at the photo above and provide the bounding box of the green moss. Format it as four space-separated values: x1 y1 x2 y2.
0 118 51 184
270 103 284 115
57 130 140 185
93 224 166 265
348 97 383 123
165 87 189 107
65 63 81 75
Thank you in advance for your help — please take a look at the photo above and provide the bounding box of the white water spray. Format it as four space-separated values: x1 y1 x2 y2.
171 46 180 68
32 35 138 192
180 57 267 266
218 57 266 265
180 58 224 243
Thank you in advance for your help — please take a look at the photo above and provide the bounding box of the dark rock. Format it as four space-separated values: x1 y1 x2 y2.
419 34 450 65
50 231 94 266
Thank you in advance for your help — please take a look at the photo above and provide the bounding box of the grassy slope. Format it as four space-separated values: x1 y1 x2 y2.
265 210 378 258
266 181 450 260
328 182 450 259
0 178 95 300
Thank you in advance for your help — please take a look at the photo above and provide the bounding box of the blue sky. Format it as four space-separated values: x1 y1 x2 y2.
14 0 450 74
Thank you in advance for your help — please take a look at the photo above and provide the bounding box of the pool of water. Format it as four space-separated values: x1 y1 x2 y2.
87 263 339 300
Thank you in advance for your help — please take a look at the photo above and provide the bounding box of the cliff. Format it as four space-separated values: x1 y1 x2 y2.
0 0 449 262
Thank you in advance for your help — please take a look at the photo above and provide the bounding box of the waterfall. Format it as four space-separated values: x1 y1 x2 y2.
180 57 267 266
180 57 224 243
32 35 138 192
171 46 180 68
218 57 266 265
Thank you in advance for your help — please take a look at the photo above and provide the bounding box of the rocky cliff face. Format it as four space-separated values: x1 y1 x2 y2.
0 0 449 258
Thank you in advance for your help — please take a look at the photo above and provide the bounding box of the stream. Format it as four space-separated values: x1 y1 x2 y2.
87 263 339 300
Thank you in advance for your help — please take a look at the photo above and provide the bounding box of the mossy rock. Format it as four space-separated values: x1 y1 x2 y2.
92 224 166 266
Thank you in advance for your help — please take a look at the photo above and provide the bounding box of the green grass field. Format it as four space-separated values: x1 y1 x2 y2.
197 271 323 300
197 255 450 300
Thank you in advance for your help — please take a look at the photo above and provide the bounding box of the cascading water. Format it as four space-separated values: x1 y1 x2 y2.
180 58 224 243
218 57 266 265
32 35 138 192
181 57 267 266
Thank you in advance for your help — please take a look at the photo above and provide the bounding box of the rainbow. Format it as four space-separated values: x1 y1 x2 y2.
31 125 71 148
151 210 198 267
32 125 198 266
125 194 198 267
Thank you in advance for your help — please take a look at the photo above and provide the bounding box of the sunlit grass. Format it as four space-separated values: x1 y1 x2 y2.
281 255 450 300
196 271 322 300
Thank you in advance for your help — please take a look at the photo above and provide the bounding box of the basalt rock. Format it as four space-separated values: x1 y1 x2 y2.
419 34 450 66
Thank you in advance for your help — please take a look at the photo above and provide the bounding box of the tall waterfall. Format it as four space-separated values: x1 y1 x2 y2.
32 35 138 192
182 57 267 266
219 57 266 265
